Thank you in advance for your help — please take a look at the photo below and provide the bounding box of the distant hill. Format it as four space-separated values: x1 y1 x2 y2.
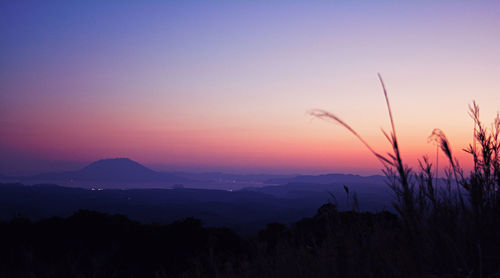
4 158 190 186
69 158 186 182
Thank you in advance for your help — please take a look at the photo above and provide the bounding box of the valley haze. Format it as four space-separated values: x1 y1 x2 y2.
0 158 392 232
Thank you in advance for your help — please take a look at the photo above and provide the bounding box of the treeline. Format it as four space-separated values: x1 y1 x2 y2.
0 206 405 278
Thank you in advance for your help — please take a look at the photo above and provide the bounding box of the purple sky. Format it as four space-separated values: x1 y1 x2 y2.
1 1 499 175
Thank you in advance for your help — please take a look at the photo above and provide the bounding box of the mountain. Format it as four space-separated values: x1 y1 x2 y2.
72 158 176 182
5 158 190 186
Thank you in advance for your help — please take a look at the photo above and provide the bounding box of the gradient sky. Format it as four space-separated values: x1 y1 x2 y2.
1 1 499 175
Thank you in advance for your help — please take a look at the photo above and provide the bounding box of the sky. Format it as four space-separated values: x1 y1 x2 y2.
1 1 499 175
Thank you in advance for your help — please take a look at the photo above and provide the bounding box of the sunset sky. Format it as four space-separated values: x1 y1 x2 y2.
1 1 499 175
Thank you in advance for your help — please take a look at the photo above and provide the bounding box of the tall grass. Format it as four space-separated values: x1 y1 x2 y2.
310 75 500 277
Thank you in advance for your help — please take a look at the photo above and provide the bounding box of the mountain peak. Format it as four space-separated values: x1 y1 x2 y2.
84 158 144 168
79 158 158 181
15 158 188 185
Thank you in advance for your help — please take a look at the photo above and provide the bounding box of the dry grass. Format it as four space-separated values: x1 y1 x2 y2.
310 74 500 277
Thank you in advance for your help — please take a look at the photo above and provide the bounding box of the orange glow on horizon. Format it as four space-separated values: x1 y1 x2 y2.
1 1 498 175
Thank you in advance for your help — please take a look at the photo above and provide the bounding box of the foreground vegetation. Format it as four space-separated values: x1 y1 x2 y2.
309 75 500 277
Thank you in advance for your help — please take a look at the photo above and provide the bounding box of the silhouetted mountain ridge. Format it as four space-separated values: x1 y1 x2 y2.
15 158 190 184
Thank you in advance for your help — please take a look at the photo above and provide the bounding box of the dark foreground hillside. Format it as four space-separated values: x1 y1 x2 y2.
2 202 500 278
0 207 398 278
